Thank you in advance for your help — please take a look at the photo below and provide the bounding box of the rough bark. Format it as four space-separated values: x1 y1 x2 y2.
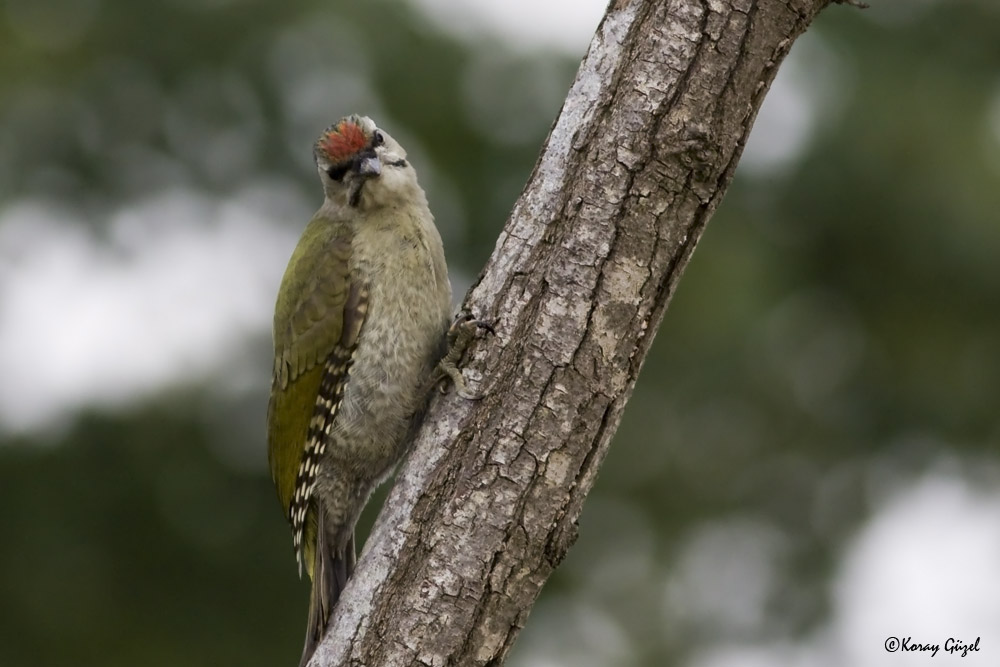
311 0 836 664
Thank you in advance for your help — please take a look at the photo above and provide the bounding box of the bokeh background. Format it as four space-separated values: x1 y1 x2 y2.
1 0 998 665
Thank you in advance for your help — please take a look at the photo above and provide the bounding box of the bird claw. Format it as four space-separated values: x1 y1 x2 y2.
449 310 495 341
436 310 494 399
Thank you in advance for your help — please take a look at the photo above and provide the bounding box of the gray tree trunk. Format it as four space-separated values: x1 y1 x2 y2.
311 0 839 664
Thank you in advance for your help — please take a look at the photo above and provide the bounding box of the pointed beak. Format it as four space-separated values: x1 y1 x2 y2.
354 154 381 178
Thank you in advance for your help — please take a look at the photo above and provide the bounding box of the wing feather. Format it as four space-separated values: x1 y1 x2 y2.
267 219 366 521
287 282 369 572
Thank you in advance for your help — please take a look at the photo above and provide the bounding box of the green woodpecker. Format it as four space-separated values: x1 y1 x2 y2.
268 115 455 666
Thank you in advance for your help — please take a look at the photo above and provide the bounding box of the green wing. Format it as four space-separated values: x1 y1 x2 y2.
267 217 366 518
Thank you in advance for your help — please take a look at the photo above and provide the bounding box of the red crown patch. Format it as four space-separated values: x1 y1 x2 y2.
318 120 367 163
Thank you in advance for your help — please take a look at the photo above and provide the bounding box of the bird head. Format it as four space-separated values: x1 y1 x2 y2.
313 115 418 210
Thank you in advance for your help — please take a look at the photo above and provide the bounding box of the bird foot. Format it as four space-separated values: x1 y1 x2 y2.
435 311 494 400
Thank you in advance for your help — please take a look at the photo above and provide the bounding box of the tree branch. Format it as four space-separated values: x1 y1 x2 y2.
311 0 835 664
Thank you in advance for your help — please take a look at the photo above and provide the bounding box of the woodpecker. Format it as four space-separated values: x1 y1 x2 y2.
267 115 456 666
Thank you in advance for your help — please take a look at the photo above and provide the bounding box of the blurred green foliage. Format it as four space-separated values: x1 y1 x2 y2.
1 1 998 666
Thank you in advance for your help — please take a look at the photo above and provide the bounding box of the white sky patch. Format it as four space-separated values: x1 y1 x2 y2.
833 471 1000 665
686 470 1000 667
665 519 788 639
742 32 847 175
0 182 305 434
407 0 607 53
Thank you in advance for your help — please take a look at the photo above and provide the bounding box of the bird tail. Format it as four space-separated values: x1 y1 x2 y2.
300 508 355 667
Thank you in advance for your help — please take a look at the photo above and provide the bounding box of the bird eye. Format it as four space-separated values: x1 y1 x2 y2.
327 163 350 182
372 131 384 147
